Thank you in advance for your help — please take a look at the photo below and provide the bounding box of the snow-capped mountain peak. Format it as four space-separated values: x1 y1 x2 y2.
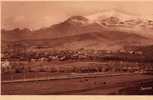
86 9 140 22
65 16 89 25
61 10 153 31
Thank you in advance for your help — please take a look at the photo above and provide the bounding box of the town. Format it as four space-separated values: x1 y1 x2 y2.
1 47 153 75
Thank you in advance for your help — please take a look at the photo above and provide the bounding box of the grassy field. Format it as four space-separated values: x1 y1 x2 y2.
1 73 153 95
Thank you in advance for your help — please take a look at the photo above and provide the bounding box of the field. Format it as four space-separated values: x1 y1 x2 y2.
2 72 153 95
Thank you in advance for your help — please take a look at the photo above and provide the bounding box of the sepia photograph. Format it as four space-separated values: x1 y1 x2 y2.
1 1 153 95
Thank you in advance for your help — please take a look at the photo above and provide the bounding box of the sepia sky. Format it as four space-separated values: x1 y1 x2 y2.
2 1 153 30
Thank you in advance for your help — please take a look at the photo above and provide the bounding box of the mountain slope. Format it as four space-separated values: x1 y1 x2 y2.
4 30 151 51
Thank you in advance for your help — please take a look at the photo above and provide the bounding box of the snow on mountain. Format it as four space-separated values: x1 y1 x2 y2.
86 9 140 22
85 10 152 27
81 10 153 38
65 16 89 25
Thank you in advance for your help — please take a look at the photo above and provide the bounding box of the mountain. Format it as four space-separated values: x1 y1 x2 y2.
86 9 139 22
1 28 32 41
2 10 153 51
86 10 153 32
3 30 152 51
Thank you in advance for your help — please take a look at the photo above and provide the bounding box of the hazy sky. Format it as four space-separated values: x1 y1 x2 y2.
2 1 153 30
